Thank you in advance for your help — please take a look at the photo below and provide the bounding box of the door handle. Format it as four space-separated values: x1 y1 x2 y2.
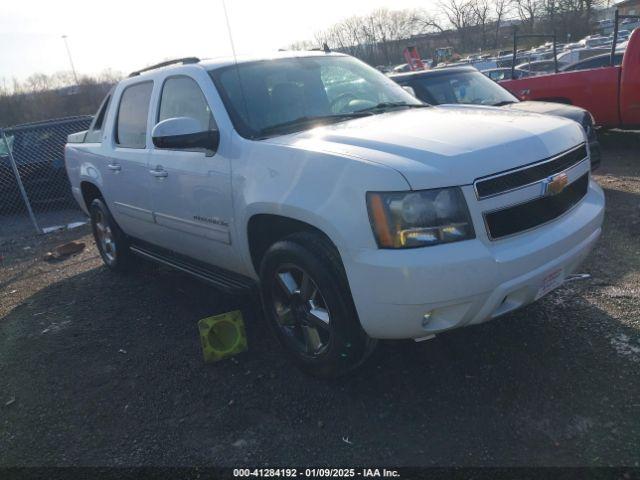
149 167 168 178
107 163 121 172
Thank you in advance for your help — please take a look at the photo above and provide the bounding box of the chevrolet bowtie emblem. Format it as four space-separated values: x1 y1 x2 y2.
542 172 569 196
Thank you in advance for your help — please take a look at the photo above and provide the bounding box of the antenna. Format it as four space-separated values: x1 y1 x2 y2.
323 43 331 53
221 0 250 123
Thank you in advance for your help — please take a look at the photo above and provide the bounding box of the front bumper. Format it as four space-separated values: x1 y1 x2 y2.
345 179 605 339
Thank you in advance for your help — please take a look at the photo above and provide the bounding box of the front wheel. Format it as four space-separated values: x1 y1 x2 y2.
259 232 376 378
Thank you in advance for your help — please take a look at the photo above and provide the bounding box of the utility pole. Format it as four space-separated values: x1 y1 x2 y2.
61 35 79 85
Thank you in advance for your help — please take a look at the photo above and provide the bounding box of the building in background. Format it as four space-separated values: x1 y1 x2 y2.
616 0 640 16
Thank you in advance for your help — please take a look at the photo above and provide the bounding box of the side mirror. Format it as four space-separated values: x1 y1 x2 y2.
152 117 219 154
402 86 416 97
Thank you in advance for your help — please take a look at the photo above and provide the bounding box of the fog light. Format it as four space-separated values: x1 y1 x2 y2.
422 311 433 327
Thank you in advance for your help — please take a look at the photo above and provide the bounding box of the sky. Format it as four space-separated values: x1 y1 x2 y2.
0 0 437 82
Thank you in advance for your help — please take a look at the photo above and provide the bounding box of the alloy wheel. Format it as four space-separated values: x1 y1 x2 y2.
94 210 116 264
271 264 332 357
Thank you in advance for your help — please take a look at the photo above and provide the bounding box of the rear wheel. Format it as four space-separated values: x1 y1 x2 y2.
259 232 376 377
90 198 134 272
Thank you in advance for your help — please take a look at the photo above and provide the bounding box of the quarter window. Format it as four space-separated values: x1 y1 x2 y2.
86 93 111 143
158 76 215 131
116 82 153 148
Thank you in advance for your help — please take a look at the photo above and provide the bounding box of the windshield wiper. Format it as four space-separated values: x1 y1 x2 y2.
256 113 372 138
492 100 517 106
354 102 429 113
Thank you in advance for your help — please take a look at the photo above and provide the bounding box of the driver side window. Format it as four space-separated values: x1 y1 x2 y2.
158 76 216 131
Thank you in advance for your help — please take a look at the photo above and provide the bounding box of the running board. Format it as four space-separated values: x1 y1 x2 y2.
129 244 255 294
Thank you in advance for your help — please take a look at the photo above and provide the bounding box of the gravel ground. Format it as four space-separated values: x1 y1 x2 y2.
0 208 87 242
1 130 639 467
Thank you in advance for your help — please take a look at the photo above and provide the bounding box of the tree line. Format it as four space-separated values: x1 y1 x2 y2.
0 70 120 128
291 0 611 66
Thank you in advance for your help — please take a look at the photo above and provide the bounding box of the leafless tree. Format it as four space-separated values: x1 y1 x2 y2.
439 0 477 51
297 8 443 66
0 70 121 127
492 0 512 47
471 0 492 49
579 0 606 31
513 0 541 32
287 40 318 51
287 2 607 66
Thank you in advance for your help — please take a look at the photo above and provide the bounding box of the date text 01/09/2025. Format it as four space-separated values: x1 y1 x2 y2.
232 468 400 477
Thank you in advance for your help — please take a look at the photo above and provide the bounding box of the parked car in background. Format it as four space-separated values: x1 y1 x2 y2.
482 67 530 81
66 52 604 377
583 36 612 48
617 30 631 43
495 55 515 68
563 42 584 51
0 135 13 156
515 59 564 75
561 52 624 72
0 137 16 209
501 28 640 128
596 19 614 34
533 51 558 61
1 116 93 211
556 47 609 65
390 66 601 169
392 63 411 73
467 58 497 71
621 18 640 31
375 65 392 74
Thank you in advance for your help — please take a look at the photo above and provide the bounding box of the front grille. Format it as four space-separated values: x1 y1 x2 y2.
475 144 587 199
485 173 589 239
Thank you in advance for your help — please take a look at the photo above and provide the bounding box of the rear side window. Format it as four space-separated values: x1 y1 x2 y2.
116 82 153 148
158 76 215 131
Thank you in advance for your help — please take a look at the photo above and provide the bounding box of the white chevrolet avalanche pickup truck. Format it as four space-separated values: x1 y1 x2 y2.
66 52 604 377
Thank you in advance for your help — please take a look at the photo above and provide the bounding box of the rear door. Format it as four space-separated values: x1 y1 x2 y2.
102 81 155 238
147 72 236 271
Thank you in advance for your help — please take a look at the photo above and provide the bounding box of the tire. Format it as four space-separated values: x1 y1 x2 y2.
89 198 134 272
259 231 376 378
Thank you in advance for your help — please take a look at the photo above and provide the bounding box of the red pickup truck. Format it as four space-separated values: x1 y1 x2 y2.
501 28 639 128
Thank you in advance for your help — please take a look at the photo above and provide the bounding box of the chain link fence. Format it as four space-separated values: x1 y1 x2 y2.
0 115 93 240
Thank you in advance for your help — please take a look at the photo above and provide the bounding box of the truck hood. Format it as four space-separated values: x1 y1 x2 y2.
264 105 585 190
501 101 586 124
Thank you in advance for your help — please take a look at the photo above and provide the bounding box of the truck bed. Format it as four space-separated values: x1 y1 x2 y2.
500 66 622 128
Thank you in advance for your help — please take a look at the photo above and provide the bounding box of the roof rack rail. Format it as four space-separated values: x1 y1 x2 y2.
128 57 201 77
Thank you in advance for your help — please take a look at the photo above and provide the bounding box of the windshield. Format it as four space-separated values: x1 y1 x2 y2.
210 55 422 139
410 71 518 107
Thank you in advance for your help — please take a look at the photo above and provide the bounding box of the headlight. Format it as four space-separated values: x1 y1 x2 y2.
366 187 475 248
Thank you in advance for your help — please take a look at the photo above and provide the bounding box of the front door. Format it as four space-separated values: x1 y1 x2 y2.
147 74 236 271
